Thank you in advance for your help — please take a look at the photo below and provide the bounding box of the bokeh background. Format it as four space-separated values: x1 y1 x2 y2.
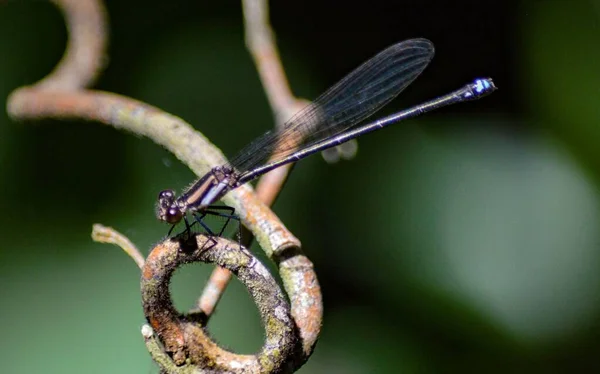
1 0 600 372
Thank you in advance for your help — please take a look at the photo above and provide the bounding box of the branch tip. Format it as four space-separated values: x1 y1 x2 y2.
91 224 145 269
141 324 154 339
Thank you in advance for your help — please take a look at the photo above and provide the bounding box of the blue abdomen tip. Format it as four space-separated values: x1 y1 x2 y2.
474 78 496 95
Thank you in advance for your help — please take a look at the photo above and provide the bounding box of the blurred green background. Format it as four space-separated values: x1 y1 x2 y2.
2 0 600 372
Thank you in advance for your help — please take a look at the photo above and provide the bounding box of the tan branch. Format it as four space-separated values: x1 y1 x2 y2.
44 0 107 90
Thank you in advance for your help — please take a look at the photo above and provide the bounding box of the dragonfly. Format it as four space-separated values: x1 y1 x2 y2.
156 38 496 239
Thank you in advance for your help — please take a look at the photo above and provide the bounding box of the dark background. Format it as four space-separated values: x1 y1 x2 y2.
2 0 600 373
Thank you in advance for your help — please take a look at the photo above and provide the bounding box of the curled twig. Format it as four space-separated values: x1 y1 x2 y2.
142 235 297 373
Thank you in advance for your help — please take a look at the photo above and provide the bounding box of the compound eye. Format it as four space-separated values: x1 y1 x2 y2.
158 190 176 210
159 189 175 200
165 207 184 224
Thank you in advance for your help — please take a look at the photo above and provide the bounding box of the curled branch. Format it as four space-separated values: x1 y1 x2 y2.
142 235 296 373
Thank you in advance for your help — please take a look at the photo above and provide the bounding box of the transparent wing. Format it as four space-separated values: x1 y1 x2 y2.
227 38 435 178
